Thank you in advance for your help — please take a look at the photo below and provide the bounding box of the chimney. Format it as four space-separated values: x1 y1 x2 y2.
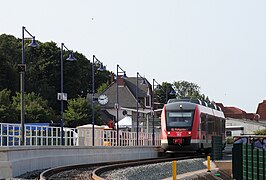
117 75 125 86
110 73 115 83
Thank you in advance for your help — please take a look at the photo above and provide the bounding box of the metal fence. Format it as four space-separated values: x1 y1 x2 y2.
77 127 161 146
232 136 266 180
0 123 161 147
0 123 77 146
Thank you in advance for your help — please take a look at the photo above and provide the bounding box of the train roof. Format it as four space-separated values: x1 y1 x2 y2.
167 98 222 111
166 98 225 118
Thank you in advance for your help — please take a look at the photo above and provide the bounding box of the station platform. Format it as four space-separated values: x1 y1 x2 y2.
163 160 232 180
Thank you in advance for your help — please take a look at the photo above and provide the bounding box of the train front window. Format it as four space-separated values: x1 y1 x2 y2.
166 111 194 130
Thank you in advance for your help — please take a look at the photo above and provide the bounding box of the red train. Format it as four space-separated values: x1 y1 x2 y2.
161 98 225 153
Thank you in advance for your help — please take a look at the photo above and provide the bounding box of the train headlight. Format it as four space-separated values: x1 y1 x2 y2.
188 131 191 135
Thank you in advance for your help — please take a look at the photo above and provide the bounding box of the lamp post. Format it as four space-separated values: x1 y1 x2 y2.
92 55 105 146
136 72 146 146
20 26 39 145
166 83 176 103
116 65 127 146
60 43 76 145
152 78 160 145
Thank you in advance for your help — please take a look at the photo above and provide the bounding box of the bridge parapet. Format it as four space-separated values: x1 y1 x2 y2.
0 146 160 179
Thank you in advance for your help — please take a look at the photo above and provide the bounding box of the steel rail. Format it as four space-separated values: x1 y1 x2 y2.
91 155 206 180
39 157 172 180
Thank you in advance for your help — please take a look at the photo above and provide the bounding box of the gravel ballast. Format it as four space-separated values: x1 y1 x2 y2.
102 158 206 180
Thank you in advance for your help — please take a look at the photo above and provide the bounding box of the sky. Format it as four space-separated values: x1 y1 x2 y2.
1 0 266 113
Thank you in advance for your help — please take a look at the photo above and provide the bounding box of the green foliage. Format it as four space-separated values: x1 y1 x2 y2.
173 80 202 99
155 80 211 107
97 82 109 93
0 89 17 122
0 34 20 93
226 137 234 144
12 92 55 123
64 97 102 128
254 129 266 135
154 82 176 107
0 34 111 122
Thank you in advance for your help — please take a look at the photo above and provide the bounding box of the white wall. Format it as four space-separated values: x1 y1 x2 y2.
0 146 159 179
226 118 266 134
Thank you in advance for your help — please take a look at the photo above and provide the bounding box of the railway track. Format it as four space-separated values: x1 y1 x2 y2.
40 154 206 180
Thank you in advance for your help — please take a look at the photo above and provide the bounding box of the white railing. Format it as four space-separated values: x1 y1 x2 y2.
0 123 161 147
77 128 161 146
0 123 77 146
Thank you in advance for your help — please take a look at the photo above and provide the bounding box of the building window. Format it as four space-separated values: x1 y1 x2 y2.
145 95 151 107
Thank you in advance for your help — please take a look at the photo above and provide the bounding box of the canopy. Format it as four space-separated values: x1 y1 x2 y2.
116 116 132 128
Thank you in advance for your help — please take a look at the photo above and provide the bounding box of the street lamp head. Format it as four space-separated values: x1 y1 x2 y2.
141 78 147 85
66 53 77 61
97 63 105 71
121 71 128 79
28 36 39 47
169 89 176 95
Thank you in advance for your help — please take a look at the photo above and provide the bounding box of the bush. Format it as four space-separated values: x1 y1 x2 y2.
226 137 234 144
254 129 266 135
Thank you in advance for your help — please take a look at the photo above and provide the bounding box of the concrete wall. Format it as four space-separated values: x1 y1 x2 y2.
226 118 266 134
0 146 160 179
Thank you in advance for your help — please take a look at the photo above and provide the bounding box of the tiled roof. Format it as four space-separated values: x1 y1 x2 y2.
256 100 266 120
95 77 151 109
216 102 260 121
125 77 150 98
224 107 245 114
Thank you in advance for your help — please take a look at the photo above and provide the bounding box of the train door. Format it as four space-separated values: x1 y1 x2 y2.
200 114 207 146
206 116 214 146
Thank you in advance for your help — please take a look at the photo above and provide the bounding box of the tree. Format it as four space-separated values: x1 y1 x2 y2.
0 34 20 93
97 82 109 94
0 89 17 122
155 80 211 107
12 92 55 123
172 80 201 99
172 80 210 102
154 82 176 107
63 97 102 128
0 33 112 122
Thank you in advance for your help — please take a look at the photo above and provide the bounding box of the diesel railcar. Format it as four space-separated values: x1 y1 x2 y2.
161 98 225 153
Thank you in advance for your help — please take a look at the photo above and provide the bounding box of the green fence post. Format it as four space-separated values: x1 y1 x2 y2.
232 143 243 179
211 136 222 160
262 149 266 180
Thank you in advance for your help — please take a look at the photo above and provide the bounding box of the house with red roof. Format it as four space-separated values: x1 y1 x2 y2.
256 100 266 120
216 103 259 121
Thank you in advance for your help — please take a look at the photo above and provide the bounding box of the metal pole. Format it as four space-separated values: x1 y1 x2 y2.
116 65 119 146
60 43 64 145
136 73 139 146
172 160 177 180
21 26 25 145
92 55 95 146
152 79 155 145
207 155 211 172
166 85 168 103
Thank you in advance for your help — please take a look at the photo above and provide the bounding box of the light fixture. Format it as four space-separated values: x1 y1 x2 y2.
92 55 106 146
116 64 127 146
20 26 39 145
60 43 77 145
66 53 77 61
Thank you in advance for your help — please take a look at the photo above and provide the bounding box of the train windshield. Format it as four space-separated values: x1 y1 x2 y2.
166 111 194 130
